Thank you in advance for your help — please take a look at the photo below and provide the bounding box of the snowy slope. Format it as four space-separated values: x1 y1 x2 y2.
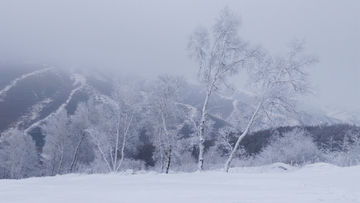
0 163 358 203
319 105 360 125
0 67 54 101
23 73 87 134
0 66 113 135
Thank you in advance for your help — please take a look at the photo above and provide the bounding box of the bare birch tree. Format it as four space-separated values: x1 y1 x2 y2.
110 80 142 172
42 110 72 175
87 80 143 173
42 105 95 175
149 75 186 173
224 40 318 172
188 8 257 170
68 102 97 173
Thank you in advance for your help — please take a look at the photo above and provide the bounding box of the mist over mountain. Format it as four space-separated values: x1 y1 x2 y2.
0 64 358 139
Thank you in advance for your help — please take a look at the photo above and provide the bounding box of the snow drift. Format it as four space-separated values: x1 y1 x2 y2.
0 163 358 203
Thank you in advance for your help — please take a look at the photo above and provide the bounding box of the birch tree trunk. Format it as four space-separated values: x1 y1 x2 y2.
69 132 86 173
161 114 172 174
150 74 186 173
113 114 121 172
224 100 262 172
198 91 211 171
188 8 257 171
117 114 133 172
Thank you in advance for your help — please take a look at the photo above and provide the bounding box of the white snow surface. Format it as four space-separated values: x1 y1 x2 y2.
0 163 359 203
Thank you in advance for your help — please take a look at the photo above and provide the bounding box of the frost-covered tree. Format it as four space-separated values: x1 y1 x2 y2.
148 75 186 173
188 7 257 171
68 102 97 173
87 80 143 173
224 40 318 172
0 128 38 179
41 110 72 175
324 129 360 166
42 104 97 175
183 107 216 169
341 129 360 166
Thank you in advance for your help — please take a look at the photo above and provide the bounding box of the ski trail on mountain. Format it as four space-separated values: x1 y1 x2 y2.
54 73 86 114
83 83 117 107
0 67 54 101
13 98 53 130
23 73 117 134
24 73 86 134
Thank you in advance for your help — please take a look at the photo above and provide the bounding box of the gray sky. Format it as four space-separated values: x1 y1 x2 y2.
0 0 359 109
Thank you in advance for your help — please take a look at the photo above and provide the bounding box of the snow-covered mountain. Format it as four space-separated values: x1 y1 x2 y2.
0 63 112 136
190 87 359 129
0 63 358 138
314 104 360 126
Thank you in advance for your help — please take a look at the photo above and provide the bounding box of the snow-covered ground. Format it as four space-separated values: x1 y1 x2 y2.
0 163 358 203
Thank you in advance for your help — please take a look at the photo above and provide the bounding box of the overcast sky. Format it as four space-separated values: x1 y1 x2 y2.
0 0 359 109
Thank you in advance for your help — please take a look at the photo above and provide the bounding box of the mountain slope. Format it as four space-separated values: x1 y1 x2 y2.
0 64 112 136
0 64 358 138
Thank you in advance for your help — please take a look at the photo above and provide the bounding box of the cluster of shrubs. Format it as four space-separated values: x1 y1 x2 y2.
209 126 360 168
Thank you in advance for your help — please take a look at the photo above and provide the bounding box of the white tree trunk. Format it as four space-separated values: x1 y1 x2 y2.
113 113 121 172
69 132 86 173
92 135 112 173
158 130 165 172
224 99 262 172
198 90 211 171
116 114 133 172
161 114 172 174
117 129 126 172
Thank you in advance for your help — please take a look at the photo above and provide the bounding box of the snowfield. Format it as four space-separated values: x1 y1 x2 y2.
0 163 359 203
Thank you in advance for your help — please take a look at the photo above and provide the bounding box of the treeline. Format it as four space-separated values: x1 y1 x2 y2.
0 76 359 179
238 124 360 155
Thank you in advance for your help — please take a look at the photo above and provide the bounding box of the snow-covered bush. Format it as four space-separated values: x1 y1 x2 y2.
0 129 38 179
255 128 322 166
323 129 360 167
